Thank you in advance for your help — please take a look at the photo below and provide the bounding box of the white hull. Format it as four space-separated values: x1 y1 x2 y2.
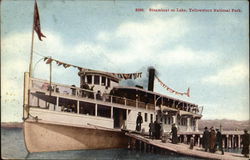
24 121 128 153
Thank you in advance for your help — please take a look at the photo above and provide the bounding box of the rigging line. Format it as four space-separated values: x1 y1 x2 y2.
47 56 141 74
33 50 85 69
33 50 47 57
95 51 123 72
33 50 142 75
33 50 124 74
156 75 187 94
33 57 46 77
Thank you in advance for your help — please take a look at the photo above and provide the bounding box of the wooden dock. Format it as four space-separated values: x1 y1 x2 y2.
125 132 248 160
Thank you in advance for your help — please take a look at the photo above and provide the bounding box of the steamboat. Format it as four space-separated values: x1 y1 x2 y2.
23 0 203 153
23 66 203 152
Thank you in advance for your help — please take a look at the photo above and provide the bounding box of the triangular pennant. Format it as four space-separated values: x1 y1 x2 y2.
46 58 53 64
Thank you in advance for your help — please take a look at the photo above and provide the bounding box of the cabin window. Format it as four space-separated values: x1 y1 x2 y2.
59 98 77 113
150 114 153 122
79 101 95 116
166 116 173 124
181 118 187 126
177 116 180 125
107 78 110 87
97 104 111 118
144 113 147 122
123 109 127 120
94 75 100 85
164 117 167 124
192 119 196 126
170 117 173 124
87 75 92 84
101 76 106 86
81 76 84 85
181 118 184 125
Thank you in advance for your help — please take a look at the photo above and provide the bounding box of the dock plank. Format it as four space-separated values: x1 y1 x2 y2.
126 133 248 160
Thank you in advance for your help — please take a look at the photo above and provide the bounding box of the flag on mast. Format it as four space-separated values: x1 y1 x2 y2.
34 0 46 41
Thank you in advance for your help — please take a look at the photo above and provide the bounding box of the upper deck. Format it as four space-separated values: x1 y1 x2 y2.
25 70 203 132
29 76 202 117
113 86 201 115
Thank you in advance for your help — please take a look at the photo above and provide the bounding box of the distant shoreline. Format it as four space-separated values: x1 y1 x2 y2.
1 122 23 128
1 119 249 130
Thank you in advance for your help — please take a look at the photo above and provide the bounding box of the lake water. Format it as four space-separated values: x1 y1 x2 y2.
1 128 240 159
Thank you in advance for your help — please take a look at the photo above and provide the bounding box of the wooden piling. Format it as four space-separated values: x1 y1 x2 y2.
238 135 241 148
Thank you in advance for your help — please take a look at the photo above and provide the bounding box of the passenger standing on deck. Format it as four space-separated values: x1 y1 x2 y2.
203 127 210 152
96 90 102 100
71 85 76 96
209 127 216 153
241 129 249 158
102 91 108 102
215 129 224 155
136 112 143 131
149 119 154 139
171 123 178 144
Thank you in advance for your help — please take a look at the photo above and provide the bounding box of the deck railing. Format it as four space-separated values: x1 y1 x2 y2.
30 78 151 110
29 78 201 114
126 99 136 107
138 101 146 109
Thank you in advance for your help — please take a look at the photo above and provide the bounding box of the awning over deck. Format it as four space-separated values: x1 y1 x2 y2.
161 105 178 112
179 110 202 118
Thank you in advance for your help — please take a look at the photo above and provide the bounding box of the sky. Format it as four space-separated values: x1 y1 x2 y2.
1 0 249 122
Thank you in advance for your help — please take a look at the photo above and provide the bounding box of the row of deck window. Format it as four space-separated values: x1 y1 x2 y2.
33 94 195 127
83 75 111 87
58 100 112 118
33 79 200 114
143 113 154 123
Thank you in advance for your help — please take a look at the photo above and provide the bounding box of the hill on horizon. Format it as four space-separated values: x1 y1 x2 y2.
2 119 249 131
198 119 250 131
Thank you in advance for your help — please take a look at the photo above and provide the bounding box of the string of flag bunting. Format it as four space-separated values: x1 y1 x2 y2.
155 75 190 97
43 57 142 80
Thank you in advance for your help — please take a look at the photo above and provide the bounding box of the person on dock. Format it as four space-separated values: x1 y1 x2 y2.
241 129 249 158
190 137 194 149
209 127 216 153
203 127 210 152
215 128 224 155
136 112 143 131
149 119 155 139
155 121 161 139
153 120 157 139
171 123 178 144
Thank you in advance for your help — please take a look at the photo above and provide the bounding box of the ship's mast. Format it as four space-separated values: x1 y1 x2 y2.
29 0 36 78
23 0 36 121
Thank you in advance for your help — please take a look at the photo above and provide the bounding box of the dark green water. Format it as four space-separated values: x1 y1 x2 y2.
0 128 218 159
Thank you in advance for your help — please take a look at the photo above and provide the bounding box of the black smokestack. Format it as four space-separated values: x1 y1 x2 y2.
148 67 155 91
